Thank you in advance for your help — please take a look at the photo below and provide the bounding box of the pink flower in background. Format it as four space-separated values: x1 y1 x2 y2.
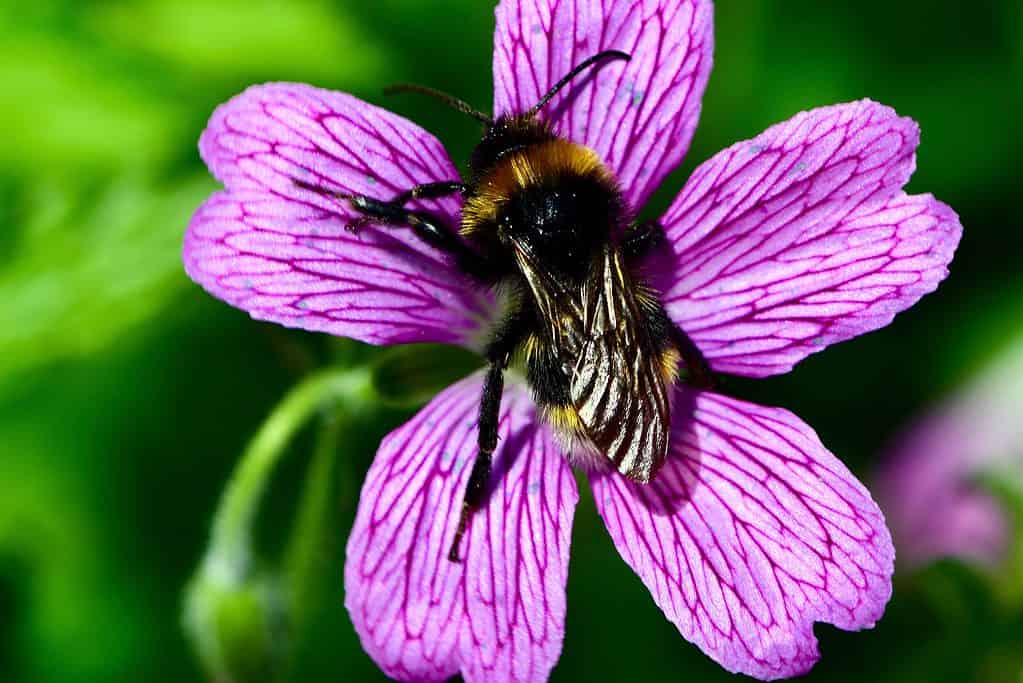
183 0 962 680
876 340 1023 569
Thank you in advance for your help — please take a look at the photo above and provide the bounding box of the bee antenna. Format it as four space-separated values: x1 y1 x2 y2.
528 50 632 117
384 83 493 125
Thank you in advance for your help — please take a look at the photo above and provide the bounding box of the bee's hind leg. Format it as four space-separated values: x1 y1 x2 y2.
292 179 490 279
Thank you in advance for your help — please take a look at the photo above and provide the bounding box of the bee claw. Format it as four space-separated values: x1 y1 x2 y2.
345 216 374 234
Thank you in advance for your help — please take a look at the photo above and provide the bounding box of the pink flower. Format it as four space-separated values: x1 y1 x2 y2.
876 340 1023 569
183 0 962 680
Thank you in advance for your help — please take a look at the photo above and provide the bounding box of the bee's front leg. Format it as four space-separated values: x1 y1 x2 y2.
294 179 466 208
292 178 490 279
389 181 468 204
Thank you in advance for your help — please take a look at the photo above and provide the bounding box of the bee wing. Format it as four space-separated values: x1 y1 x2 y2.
509 239 673 482
570 246 673 482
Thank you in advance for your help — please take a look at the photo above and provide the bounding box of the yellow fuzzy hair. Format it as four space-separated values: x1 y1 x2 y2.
461 139 614 236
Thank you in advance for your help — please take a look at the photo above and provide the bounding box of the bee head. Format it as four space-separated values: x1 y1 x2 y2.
386 51 629 183
469 115 555 180
469 50 631 181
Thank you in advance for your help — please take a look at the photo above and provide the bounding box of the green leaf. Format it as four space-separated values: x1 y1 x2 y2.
0 175 214 380
0 35 185 172
0 435 144 683
85 0 386 85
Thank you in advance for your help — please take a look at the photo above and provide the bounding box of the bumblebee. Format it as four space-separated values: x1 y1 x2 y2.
295 51 711 561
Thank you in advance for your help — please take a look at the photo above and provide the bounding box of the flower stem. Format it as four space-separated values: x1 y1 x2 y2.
207 367 374 578
284 409 345 643
185 366 376 682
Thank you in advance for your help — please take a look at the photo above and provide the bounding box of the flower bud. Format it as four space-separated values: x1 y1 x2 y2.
183 555 287 683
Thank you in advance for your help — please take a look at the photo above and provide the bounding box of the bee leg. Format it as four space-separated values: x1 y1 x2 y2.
622 220 712 387
446 315 528 563
293 179 466 205
292 178 490 280
622 219 666 260
389 181 468 204
671 324 715 389
448 360 504 563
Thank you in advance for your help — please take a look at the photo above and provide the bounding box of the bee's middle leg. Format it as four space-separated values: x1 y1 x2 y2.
446 313 531 563
448 360 504 563
623 219 667 260
623 220 714 388
671 324 714 389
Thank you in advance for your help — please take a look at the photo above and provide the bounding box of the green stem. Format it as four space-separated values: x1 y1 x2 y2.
184 365 377 683
206 367 374 579
284 410 344 640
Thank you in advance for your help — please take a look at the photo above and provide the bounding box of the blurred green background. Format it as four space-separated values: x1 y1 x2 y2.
1 0 1021 681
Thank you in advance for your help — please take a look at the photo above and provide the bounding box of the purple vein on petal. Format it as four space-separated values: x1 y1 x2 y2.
184 83 498 348
493 0 714 211
345 375 578 683
657 100 961 377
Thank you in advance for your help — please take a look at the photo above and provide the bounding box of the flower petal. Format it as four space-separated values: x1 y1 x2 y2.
493 0 714 210
591 390 894 680
658 100 960 377
345 374 577 683
185 83 494 347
